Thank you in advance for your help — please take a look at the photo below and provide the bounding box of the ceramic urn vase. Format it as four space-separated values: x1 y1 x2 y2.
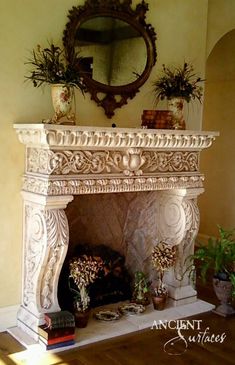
213 277 235 317
168 97 186 130
51 84 74 124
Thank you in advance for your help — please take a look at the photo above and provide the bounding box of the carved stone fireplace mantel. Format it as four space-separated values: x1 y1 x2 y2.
15 124 217 195
14 124 218 342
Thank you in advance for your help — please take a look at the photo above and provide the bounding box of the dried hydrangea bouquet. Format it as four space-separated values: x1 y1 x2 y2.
69 254 104 327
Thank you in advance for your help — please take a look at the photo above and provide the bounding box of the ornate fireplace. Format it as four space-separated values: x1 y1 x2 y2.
13 124 218 345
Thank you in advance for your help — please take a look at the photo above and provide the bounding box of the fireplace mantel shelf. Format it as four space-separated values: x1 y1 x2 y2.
14 124 219 196
14 124 218 149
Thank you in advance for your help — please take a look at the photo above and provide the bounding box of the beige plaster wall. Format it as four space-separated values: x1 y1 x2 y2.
0 0 208 308
206 0 235 57
199 30 235 237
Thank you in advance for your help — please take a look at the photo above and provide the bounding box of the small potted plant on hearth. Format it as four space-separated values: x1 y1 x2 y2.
153 62 204 130
132 271 150 305
189 226 235 317
151 242 177 310
69 254 104 327
25 42 85 124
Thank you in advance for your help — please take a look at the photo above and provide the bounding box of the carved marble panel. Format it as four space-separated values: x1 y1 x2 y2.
26 148 199 176
123 191 159 281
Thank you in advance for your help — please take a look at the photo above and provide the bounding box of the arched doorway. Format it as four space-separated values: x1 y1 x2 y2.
199 29 235 236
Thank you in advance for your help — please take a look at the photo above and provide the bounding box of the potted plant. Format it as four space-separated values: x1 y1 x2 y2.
151 242 177 310
152 284 168 310
25 43 85 124
190 226 235 316
132 271 150 305
153 62 204 130
69 254 104 327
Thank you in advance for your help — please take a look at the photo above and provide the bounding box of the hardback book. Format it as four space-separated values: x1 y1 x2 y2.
44 311 75 329
39 338 75 351
38 325 75 340
39 333 75 346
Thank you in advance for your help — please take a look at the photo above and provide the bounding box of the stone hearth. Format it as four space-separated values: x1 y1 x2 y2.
13 124 218 346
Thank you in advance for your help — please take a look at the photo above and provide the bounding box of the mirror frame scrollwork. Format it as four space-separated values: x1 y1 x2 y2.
63 0 157 118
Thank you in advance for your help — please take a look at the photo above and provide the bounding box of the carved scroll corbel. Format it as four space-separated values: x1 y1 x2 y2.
40 209 70 310
157 188 203 301
22 194 73 317
173 195 200 285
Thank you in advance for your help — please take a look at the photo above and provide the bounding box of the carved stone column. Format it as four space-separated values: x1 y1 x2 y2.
158 188 204 305
17 192 73 340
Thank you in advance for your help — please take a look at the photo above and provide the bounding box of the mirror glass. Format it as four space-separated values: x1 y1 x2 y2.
75 17 147 87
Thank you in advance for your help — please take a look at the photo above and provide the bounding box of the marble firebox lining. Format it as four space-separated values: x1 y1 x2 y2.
65 191 160 282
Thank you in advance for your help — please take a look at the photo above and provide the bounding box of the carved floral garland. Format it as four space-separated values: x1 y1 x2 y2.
27 148 199 176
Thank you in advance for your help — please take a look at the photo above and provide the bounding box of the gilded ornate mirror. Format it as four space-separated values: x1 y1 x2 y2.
63 0 157 118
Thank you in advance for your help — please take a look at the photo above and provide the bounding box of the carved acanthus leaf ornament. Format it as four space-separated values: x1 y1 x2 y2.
23 206 69 311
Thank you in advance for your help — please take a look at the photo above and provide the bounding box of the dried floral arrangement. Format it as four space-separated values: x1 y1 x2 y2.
69 255 104 312
153 62 204 103
152 242 177 296
25 42 85 90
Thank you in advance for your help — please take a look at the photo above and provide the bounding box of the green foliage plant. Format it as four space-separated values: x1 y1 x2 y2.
190 226 235 296
132 271 150 302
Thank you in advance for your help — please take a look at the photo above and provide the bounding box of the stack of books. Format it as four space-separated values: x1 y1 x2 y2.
38 310 76 350
141 110 173 129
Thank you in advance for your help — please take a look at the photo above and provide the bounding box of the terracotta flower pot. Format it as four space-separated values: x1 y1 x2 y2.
152 295 167 310
74 309 90 328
